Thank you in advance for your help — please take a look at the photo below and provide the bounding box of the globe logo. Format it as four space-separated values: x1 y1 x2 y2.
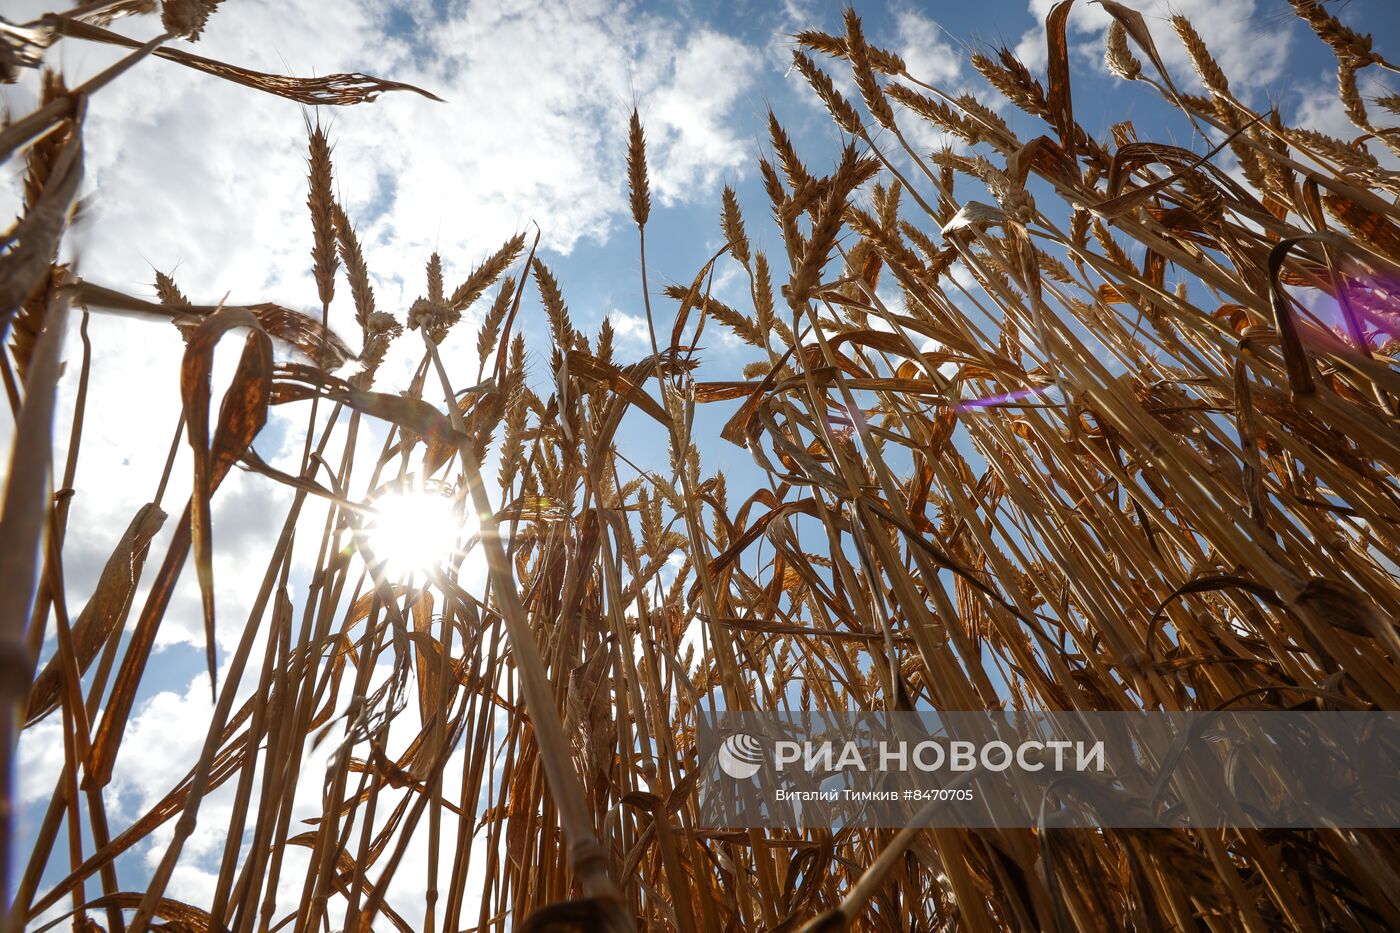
718 732 764 779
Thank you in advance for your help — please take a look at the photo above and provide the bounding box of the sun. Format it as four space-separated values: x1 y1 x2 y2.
362 485 475 578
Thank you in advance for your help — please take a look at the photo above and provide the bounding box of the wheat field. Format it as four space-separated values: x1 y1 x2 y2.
4 1 1400 930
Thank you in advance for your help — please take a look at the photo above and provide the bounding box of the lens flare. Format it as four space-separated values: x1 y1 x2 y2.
363 487 470 577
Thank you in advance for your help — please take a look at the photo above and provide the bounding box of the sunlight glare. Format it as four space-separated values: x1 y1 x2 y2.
364 488 471 577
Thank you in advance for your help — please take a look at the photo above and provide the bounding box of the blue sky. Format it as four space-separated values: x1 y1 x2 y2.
4 0 1399 925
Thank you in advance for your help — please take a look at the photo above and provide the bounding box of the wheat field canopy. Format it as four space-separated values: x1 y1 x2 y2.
3 0 1400 930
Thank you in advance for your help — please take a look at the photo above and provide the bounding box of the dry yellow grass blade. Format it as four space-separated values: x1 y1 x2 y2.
0 295 69 932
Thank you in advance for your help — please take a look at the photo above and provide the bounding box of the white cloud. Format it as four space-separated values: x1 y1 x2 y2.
894 10 963 87
1013 0 1292 99
3 0 764 319
893 7 1015 130
606 307 652 343
648 30 761 204
16 718 64 807
0 0 764 648
1292 67 1400 170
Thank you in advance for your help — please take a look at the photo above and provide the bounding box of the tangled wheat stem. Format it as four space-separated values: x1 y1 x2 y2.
423 334 634 930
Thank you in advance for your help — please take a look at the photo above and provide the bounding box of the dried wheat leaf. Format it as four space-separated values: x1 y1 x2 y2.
25 503 166 726
55 18 443 104
180 308 273 698
1045 0 1078 164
